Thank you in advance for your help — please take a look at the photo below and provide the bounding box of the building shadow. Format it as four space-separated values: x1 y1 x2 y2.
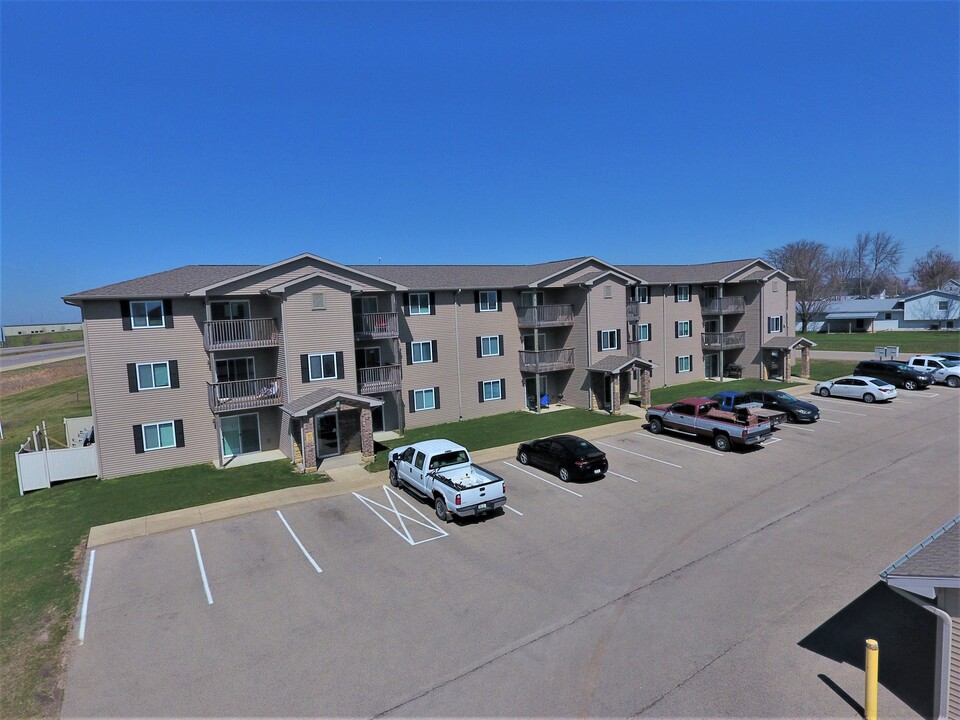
798 581 935 719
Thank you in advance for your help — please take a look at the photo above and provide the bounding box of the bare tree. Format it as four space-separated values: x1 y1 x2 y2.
765 240 837 333
852 232 904 297
910 246 960 290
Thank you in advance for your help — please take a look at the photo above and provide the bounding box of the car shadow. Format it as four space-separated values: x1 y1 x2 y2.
798 582 935 719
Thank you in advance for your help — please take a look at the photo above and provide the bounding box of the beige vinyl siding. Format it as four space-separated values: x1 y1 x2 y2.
658 283 704 385
282 278 357 404
560 287 591 408
739 282 764 378
82 298 219 479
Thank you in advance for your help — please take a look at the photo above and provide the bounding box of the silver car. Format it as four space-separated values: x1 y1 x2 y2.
814 375 897 403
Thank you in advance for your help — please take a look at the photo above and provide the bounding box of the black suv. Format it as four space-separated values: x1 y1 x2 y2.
853 360 932 390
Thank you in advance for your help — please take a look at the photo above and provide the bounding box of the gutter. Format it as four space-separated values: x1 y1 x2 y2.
455 289 463 421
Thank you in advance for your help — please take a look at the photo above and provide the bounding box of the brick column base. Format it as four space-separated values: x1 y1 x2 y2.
360 407 375 462
801 347 811 378
640 369 652 407
303 421 317 472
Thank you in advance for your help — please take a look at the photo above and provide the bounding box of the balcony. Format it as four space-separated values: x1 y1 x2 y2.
204 318 279 351
519 347 576 373
626 302 642 322
353 312 399 340
701 296 745 315
516 305 575 328
701 331 746 350
357 364 402 395
207 376 283 414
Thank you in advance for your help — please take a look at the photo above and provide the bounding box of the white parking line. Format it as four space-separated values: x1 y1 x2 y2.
502 461 584 497
911 392 940 399
777 424 815 433
820 418 842 424
504 504 524 516
606 470 638 483
764 437 783 445
632 431 724 457
815 400 868 416
276 510 322 573
78 549 96 643
893 399 913 405
190 528 214 605
353 486 449 545
597 441 683 468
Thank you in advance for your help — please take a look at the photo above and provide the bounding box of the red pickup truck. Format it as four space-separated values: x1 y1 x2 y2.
645 397 773 451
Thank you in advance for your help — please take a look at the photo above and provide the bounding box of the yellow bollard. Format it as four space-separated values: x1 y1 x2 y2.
865 638 879 720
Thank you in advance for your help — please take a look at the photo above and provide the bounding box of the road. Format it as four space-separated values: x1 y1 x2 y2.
0 341 85 371
62 387 958 718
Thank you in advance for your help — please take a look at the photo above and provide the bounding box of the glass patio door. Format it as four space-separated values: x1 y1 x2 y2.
221 413 261 457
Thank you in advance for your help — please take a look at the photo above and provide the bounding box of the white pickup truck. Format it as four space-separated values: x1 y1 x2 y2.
388 439 506 522
906 355 960 388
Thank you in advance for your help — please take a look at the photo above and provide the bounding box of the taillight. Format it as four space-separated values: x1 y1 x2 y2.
455 493 461 506
742 429 747 438
502 482 506 494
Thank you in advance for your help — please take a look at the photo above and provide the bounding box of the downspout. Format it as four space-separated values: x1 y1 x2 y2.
455 289 463 421
759 281 765 380
889 586 952 720
718 284 724 382
584 284 592 409
662 285 670 386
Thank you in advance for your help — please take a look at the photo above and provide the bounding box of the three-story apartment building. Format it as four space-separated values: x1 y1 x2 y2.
64 253 804 479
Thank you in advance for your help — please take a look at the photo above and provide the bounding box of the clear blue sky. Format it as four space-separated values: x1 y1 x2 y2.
2 1 957 325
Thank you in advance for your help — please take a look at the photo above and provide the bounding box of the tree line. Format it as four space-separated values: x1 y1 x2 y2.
765 233 960 332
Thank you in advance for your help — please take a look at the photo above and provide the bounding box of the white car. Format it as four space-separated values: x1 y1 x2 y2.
814 376 897 403
906 355 960 388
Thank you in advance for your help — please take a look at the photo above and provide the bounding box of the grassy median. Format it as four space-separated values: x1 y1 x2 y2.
800 330 960 353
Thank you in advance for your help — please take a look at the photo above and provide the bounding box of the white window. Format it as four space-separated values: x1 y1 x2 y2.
478 290 499 311
603 285 613 299
130 300 165 328
411 341 433 363
308 353 338 380
768 316 783 333
772 281 780 293
600 329 620 350
143 421 176 451
137 362 170 390
939 301 949 311
635 286 650 304
676 320 691 338
637 323 651 342
482 379 503 402
675 285 690 302
480 335 500 357
409 293 431 315
312 292 326 310
676 355 693 373
414 388 436 411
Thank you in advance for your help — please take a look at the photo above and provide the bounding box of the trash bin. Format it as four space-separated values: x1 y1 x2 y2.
724 363 743 379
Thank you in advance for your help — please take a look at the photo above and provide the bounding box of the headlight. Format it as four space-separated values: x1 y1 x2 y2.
796 408 810 414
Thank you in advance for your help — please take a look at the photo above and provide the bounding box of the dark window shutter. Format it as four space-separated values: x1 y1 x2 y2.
127 364 139 393
478 381 485 403
474 291 481 313
597 331 603 352
163 299 174 328
675 321 681 337
336 351 345 379
169 360 180 389
616 329 621 350
121 302 132 331
174 419 185 448
434 386 440 408
133 425 144 454
301 354 310 383
431 340 438 363
406 342 413 365
675 357 681 373
403 294 410 316
408 390 416 413
476 337 483 358
498 335 504 356
429 292 436 315
500 378 506 399
496 291 502 311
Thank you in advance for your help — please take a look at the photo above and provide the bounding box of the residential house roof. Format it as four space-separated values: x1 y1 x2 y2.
880 514 960 599
618 258 776 284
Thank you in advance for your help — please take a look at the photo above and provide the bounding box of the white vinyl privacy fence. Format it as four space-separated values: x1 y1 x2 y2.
16 418 99 495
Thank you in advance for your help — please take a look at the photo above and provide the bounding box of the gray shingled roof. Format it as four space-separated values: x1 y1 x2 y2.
882 516 960 580
281 388 382 418
351 257 591 290
619 258 764 284
586 356 656 374
762 337 817 350
64 265 260 300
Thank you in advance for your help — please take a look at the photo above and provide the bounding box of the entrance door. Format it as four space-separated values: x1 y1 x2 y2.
221 413 261 457
704 353 720 378
602 375 612 409
315 413 340 459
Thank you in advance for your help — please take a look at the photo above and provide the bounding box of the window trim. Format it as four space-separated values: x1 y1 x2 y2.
637 323 651 342
410 340 434 364
413 387 436 411
481 379 503 402
136 361 171 391
676 320 691 338
675 285 691 302
142 421 177 451
676 355 693 373
409 292 432 315
600 329 620 351
130 300 166 329
478 290 499 312
636 286 650 304
768 315 783 333
479 335 501 357
307 352 339 381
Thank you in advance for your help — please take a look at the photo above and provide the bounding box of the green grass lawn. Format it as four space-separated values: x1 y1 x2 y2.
366 408 633 472
790 359 859 381
800 330 960 353
0 377 324 718
645 378 803 406
2 330 83 347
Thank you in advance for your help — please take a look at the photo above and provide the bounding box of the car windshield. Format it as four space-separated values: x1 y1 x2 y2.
868 379 889 387
769 391 798 404
562 438 600 455
941 359 960 367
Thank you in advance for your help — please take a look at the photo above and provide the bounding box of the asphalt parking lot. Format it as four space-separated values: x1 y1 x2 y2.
63 387 959 717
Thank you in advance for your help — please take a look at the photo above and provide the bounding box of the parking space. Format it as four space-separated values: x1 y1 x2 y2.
64 388 959 718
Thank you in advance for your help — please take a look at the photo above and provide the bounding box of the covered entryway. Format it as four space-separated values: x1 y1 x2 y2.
281 388 383 472
586 356 658 412
761 337 817 381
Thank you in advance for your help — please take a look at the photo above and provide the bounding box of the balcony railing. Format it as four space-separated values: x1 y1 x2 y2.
516 305 575 328
353 312 399 340
203 318 279 351
519 347 576 373
701 296 745 315
701 331 746 350
626 302 642 322
357 364 402 395
207 376 283 414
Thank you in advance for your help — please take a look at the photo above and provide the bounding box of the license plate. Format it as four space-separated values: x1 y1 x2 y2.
478 503 488 511
593 468 601 475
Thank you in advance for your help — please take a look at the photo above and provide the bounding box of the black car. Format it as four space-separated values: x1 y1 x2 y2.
853 360 933 390
516 434 608 481
743 390 820 423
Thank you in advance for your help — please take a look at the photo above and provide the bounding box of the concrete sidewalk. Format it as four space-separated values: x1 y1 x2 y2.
86 411 647 548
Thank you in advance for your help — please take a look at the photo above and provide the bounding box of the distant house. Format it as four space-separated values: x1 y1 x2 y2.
799 290 959 333
940 279 960 295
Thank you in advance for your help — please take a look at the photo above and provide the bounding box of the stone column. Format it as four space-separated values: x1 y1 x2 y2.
784 353 792 382
611 375 621 414
303 418 317 472
360 407 375 461
640 368 652 407
801 346 811 378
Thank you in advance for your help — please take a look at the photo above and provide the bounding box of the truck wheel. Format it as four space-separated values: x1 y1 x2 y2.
434 495 450 523
518 450 529 465
388 465 399 488
948 376 960 388
713 434 731 452
648 418 663 434
559 467 571 482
